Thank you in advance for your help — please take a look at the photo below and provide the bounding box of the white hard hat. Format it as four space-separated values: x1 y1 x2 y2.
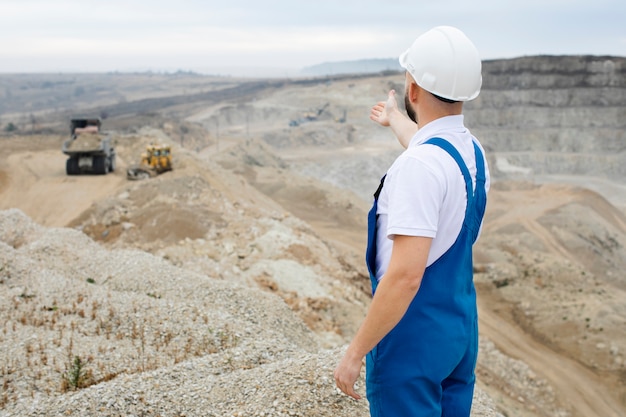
399 26 482 102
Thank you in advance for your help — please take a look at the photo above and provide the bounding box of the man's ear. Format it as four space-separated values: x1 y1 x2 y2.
408 81 420 104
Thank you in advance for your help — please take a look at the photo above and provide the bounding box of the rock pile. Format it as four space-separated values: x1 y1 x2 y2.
0 209 499 416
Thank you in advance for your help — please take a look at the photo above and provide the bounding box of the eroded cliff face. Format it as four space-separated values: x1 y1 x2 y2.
466 56 626 180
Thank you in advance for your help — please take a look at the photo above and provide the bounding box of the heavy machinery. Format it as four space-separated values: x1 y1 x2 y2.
288 103 330 127
62 117 116 175
126 144 173 180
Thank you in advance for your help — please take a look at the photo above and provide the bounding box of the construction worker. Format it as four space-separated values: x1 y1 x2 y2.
334 26 490 416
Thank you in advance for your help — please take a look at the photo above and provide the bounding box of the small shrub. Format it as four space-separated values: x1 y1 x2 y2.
61 356 94 392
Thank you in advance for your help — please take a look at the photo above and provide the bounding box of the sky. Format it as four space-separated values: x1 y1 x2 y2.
0 0 624 76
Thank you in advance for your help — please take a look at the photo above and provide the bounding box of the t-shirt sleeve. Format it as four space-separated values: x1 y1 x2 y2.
385 153 445 239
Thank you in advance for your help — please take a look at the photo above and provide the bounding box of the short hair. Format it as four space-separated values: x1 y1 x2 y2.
432 93 458 104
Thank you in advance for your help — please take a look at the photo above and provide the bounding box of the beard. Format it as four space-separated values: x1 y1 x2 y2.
404 91 417 124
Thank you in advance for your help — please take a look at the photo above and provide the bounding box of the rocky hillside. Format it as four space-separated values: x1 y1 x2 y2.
0 134 498 416
468 56 626 181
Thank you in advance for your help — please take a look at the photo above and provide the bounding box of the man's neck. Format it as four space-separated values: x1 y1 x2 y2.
417 102 463 127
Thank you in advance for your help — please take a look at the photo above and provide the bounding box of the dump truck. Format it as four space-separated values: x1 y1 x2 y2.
126 144 173 180
62 118 116 175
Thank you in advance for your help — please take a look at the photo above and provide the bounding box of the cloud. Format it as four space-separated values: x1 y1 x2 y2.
0 0 624 73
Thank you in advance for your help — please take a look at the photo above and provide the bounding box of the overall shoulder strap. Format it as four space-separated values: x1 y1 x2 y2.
423 137 487 243
373 174 386 201
471 141 487 241
423 137 473 202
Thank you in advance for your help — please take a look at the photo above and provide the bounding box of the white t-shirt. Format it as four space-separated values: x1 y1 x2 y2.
374 115 490 281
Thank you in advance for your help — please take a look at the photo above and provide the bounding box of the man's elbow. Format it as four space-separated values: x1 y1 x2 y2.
396 269 424 294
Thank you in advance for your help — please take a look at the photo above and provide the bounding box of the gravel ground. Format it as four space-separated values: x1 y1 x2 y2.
0 208 499 416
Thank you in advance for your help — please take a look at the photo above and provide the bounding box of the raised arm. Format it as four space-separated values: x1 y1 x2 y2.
369 90 418 149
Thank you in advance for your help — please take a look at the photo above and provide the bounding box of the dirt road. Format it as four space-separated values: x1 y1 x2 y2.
477 291 624 417
0 149 126 227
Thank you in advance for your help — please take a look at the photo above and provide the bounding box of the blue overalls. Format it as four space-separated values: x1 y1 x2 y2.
365 138 487 417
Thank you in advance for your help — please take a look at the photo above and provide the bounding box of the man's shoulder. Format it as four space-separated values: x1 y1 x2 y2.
393 135 476 184
387 143 451 185
403 136 458 164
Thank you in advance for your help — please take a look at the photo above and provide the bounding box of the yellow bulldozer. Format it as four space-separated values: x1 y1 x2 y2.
126 144 173 180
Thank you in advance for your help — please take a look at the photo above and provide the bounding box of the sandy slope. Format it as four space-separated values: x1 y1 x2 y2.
1 135 625 417
473 181 626 416
476 287 624 417
0 147 126 227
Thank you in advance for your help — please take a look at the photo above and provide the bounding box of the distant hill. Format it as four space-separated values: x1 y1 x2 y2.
301 58 401 76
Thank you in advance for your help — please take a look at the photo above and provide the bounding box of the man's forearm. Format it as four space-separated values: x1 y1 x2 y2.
346 235 430 358
335 236 431 399
388 110 418 149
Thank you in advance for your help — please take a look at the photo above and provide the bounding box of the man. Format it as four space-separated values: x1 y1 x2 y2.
334 26 490 416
